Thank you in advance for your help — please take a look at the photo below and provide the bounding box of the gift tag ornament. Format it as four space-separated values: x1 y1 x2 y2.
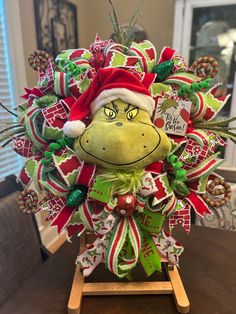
154 98 192 136
66 185 88 207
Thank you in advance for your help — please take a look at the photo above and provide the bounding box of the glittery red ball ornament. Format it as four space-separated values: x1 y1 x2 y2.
115 194 137 216
89 52 105 71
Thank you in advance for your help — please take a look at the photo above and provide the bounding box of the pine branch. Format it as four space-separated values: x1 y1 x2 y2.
108 0 144 47
195 117 236 128
124 0 145 47
0 129 25 143
0 125 23 134
0 102 18 117
108 0 124 44
2 132 26 147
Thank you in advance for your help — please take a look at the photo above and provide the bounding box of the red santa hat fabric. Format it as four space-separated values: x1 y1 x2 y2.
63 67 156 138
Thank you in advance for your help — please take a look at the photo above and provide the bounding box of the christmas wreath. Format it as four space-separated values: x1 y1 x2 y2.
1 2 236 279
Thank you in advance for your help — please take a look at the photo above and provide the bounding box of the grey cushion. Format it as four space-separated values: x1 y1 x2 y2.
0 192 42 306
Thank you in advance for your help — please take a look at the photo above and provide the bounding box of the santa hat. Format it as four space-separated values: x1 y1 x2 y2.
63 67 156 138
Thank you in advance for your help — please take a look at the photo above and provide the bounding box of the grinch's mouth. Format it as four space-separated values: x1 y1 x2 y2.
78 125 161 166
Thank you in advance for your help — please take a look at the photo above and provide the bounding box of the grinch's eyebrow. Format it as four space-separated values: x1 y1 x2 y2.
125 104 135 112
111 101 119 113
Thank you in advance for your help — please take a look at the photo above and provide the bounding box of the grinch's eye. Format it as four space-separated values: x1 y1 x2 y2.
126 108 138 120
104 107 117 119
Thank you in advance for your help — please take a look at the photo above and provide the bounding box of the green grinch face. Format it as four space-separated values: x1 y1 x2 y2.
74 99 171 169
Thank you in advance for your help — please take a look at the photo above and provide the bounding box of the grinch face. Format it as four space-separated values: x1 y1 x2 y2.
74 99 171 169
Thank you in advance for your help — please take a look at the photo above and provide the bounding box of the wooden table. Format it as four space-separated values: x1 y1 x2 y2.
1 225 236 314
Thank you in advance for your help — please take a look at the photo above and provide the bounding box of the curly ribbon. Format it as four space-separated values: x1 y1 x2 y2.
55 60 88 97
57 59 86 77
167 154 189 196
178 78 212 97
41 137 74 166
201 178 232 207
18 189 38 213
190 56 219 79
28 50 56 72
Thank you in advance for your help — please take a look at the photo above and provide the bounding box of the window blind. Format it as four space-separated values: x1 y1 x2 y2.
0 0 22 181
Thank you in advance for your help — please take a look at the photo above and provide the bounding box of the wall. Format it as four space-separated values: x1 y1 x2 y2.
19 0 175 86
78 0 175 54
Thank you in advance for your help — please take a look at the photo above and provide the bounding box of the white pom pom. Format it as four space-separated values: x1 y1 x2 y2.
63 120 86 138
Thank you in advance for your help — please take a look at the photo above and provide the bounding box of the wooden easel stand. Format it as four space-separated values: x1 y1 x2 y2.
68 234 190 314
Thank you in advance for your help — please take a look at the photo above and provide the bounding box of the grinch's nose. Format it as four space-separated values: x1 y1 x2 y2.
115 122 123 127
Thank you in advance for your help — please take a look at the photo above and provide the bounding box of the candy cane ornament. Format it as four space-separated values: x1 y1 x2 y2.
201 178 232 207
190 56 219 79
18 189 39 214
28 50 57 72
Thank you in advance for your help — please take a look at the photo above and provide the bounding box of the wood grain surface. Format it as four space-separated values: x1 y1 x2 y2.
1 225 235 314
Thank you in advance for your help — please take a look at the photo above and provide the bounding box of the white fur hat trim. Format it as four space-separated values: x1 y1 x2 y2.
90 88 155 117
63 120 86 138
